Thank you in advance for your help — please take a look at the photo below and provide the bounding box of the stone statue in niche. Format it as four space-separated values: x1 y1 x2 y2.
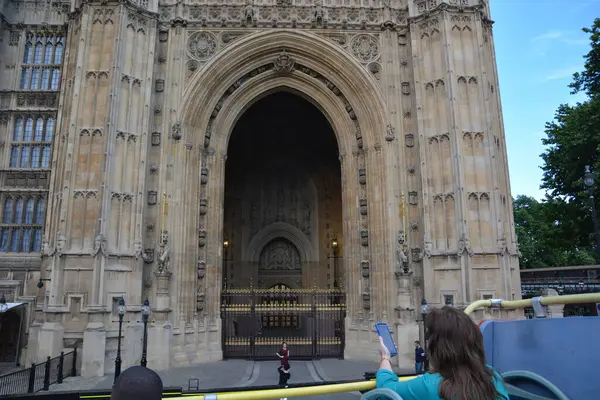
243 0 257 25
91 234 107 257
313 0 325 26
396 230 410 274
259 238 302 270
156 245 170 275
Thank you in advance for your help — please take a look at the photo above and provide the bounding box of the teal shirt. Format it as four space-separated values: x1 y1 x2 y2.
376 367 509 400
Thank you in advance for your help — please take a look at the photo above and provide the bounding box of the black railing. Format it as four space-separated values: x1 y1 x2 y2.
221 288 346 360
0 348 77 396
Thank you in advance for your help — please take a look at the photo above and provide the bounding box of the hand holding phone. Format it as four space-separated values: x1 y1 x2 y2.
375 322 398 357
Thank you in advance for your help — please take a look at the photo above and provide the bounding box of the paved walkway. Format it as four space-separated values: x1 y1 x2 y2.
49 359 413 398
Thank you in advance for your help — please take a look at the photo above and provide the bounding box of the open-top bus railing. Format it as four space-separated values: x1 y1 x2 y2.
463 292 600 315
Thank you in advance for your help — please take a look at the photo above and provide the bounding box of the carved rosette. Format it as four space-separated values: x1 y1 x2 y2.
188 31 218 61
349 34 380 63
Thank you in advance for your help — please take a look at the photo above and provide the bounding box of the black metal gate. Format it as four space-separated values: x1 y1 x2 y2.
221 288 346 360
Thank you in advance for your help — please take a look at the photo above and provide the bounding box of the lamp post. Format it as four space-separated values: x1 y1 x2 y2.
584 166 600 260
223 240 229 289
113 297 126 384
331 238 339 288
421 296 429 372
140 299 150 367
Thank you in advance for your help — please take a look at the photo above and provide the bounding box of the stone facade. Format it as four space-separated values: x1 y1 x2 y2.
0 0 521 374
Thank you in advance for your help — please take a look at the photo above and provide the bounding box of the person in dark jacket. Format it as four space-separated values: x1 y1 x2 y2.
414 340 426 374
278 362 291 387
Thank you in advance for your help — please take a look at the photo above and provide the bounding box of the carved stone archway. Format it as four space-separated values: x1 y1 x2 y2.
173 30 392 353
246 222 316 263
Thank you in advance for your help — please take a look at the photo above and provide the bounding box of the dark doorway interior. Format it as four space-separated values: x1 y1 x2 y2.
223 91 342 289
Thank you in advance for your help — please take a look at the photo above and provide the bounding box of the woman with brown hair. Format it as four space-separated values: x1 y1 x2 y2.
375 306 509 400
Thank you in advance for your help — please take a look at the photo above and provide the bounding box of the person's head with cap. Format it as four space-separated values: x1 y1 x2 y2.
112 366 163 400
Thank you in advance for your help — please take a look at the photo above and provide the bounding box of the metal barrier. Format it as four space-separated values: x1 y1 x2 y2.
463 292 600 315
221 288 346 359
0 349 77 396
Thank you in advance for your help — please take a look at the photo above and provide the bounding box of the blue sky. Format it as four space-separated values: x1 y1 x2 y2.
490 0 598 199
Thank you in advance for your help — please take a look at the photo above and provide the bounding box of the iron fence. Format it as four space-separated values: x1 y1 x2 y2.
221 288 346 360
0 348 77 396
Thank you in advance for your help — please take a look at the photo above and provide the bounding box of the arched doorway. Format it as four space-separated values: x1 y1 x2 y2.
220 91 346 359
223 91 342 290
178 30 391 362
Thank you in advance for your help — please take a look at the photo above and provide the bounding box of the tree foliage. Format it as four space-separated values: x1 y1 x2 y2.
514 19 600 268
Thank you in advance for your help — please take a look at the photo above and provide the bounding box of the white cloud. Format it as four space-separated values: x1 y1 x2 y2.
532 31 566 42
541 65 581 82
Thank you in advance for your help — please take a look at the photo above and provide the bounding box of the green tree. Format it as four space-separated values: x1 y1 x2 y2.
537 18 600 260
513 195 596 269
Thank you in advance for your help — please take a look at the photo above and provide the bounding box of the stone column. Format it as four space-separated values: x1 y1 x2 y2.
123 322 143 368
81 322 106 378
147 322 173 370
36 322 64 362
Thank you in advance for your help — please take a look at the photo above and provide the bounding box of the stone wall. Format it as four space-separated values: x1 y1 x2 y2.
0 0 521 374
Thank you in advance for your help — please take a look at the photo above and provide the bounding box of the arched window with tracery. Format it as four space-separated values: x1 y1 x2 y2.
0 196 46 253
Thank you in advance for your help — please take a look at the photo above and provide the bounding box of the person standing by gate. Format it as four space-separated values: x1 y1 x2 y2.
276 342 289 365
414 340 426 374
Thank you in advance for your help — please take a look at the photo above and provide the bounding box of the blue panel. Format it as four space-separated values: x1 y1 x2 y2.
480 317 600 400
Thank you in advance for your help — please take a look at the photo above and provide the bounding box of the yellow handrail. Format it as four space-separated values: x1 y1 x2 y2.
464 292 600 315
180 376 417 399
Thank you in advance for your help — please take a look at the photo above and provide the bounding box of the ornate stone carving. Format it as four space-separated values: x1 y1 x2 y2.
200 167 209 184
91 234 107 258
259 239 302 270
358 168 366 185
273 50 295 74
405 133 414 147
385 124 396 142
361 260 370 278
197 259 206 279
243 0 258 26
172 121 182 140
362 293 371 309
147 190 157 205
198 229 207 247
142 248 154 264
411 248 423 262
401 82 410 95
396 230 408 273
155 79 164 92
408 191 418 205
359 198 368 215
350 34 379 63
360 229 369 246
188 31 218 61
151 132 161 146
156 245 170 275
196 290 205 312
199 198 208 215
